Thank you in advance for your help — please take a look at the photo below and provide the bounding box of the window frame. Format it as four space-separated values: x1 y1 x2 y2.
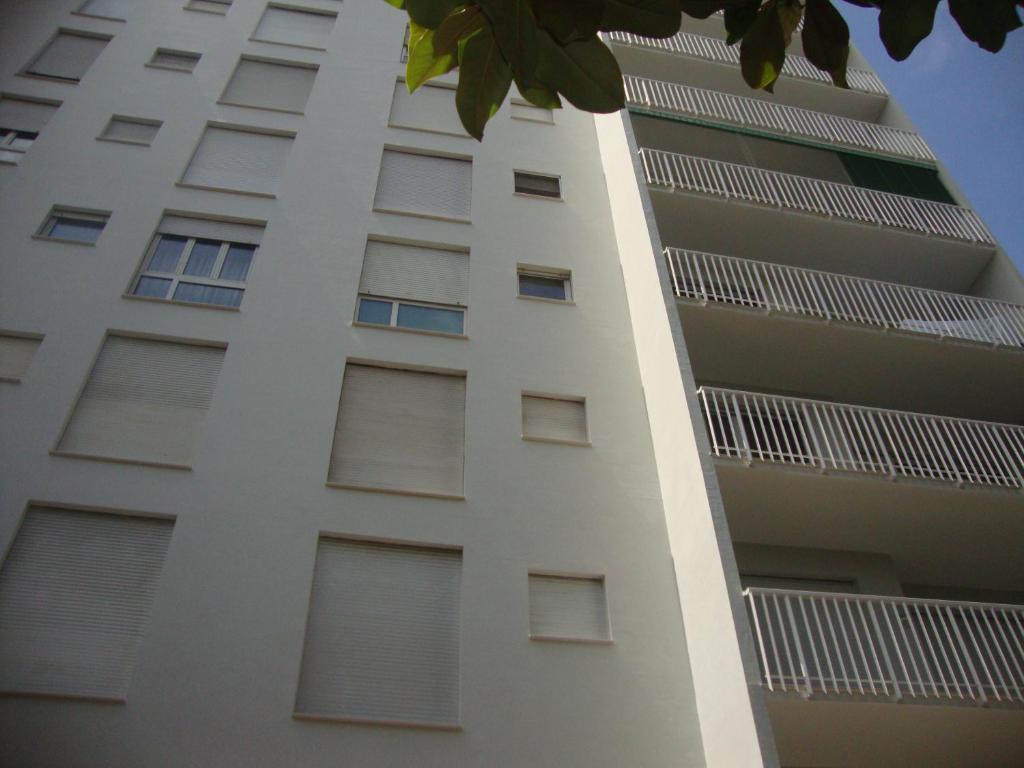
0 128 39 165
20 29 112 84
513 169 562 200
521 391 591 447
34 207 109 246
516 265 573 305
249 3 339 52
96 115 162 146
184 0 231 15
217 55 319 115
146 48 201 73
527 570 613 645
354 295 467 338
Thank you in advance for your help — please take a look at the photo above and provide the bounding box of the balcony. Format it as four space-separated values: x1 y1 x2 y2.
608 31 888 96
624 75 925 163
698 386 1023 490
666 248 1024 350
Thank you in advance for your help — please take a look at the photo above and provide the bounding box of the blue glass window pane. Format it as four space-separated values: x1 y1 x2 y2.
397 304 464 335
357 299 392 325
174 282 244 307
183 239 221 277
48 217 105 243
148 235 187 273
133 276 172 298
518 274 566 300
219 244 255 282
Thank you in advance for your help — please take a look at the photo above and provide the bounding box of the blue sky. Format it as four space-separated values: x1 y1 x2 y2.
840 4 1024 272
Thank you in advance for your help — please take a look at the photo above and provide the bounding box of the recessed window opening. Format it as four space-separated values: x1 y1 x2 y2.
514 171 561 198
0 129 38 164
38 208 108 244
148 49 201 72
518 267 571 302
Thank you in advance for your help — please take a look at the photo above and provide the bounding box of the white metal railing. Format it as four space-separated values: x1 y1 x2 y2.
624 75 931 162
640 148 995 245
608 31 888 96
698 386 1024 489
745 587 1024 706
665 248 1024 349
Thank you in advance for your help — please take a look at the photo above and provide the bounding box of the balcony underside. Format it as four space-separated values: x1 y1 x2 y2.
679 302 1024 424
767 698 1024 768
716 464 1024 592
648 187 994 293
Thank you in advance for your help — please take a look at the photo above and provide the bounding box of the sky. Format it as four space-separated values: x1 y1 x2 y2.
840 4 1024 272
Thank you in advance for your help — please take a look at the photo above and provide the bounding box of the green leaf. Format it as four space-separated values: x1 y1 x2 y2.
740 0 786 90
406 22 457 91
777 0 803 44
878 0 940 61
599 0 681 38
802 0 851 88
435 5 485 55
514 75 563 108
478 0 539 80
532 0 604 43
381 0 406 9
535 31 625 112
679 0 729 19
456 24 513 139
406 0 462 28
725 1 760 45
948 0 1023 53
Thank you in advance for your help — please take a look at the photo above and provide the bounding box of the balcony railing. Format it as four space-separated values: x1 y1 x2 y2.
698 386 1024 489
666 248 1024 349
640 148 995 245
624 76 931 163
608 30 888 96
745 587 1024 706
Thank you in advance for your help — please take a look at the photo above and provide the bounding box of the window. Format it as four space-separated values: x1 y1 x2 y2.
355 240 468 336
220 57 317 114
36 207 108 244
0 96 59 164
98 116 161 146
389 81 466 137
522 394 588 445
76 0 132 20
514 170 561 199
517 266 571 302
0 333 42 383
511 100 553 124
0 506 173 700
56 334 226 467
328 363 466 497
252 5 336 50
374 149 472 221
24 30 110 82
295 538 461 726
528 574 611 643
400 23 410 62
839 153 955 205
180 124 294 197
147 49 200 72
130 215 264 308
185 0 231 14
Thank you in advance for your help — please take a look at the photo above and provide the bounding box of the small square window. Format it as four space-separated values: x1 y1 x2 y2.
522 394 588 445
185 0 231 14
517 267 571 303
98 116 161 145
37 208 109 244
514 171 561 199
147 49 201 72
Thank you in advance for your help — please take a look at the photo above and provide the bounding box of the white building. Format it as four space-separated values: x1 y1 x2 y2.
0 2 1021 766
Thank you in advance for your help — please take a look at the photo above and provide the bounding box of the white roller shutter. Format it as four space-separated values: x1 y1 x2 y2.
158 214 264 245
522 395 588 443
0 335 41 381
0 97 58 133
328 364 465 497
388 82 465 137
181 126 293 196
528 574 610 641
28 31 109 81
359 241 469 306
58 335 225 466
78 0 132 19
253 6 335 49
101 117 160 144
295 538 461 725
374 149 471 221
0 507 173 699
221 58 317 113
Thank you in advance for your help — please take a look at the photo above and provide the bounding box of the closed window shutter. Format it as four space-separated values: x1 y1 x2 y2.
101 117 159 144
79 0 132 19
28 32 108 81
181 126 293 196
359 241 469 306
374 149 471 220
522 395 587 443
0 335 41 381
158 214 264 245
221 59 317 113
0 97 58 133
254 6 335 48
328 364 465 496
295 539 461 725
388 82 465 136
0 507 173 699
529 574 610 641
58 335 225 466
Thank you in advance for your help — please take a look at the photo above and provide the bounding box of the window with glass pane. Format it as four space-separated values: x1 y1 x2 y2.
39 209 109 244
357 297 465 335
514 171 561 198
518 268 571 302
0 129 38 164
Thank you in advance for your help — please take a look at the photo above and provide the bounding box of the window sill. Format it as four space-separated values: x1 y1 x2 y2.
32 234 97 247
293 712 461 731
175 181 276 199
49 450 192 471
522 435 592 448
122 293 241 312
513 191 563 202
217 99 304 116
352 321 466 340
372 206 470 225
248 36 327 52
517 295 575 306
184 5 228 14
144 63 196 73
325 481 465 502
529 634 613 645
0 688 127 704
96 136 152 147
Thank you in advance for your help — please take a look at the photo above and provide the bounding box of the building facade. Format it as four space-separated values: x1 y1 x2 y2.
0 1 1021 766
